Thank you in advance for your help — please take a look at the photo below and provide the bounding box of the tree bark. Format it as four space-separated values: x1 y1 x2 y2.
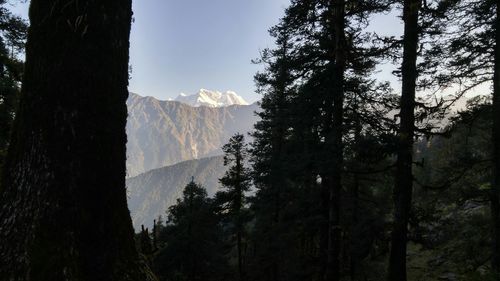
325 1 346 281
0 0 156 280
388 1 421 281
491 0 500 273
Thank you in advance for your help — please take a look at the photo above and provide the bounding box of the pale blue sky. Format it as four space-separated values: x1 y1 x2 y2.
9 0 406 103
128 0 293 102
10 0 293 102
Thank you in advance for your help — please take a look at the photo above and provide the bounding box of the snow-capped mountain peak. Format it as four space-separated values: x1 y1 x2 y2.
174 89 249 107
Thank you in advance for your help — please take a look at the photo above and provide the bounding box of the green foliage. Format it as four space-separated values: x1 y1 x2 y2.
214 133 251 280
144 0 497 279
153 180 229 281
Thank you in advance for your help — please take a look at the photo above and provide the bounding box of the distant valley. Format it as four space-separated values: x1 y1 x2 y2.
126 91 258 177
125 91 259 228
126 156 227 229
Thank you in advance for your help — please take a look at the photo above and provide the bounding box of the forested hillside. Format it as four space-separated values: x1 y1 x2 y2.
127 156 226 229
137 1 500 281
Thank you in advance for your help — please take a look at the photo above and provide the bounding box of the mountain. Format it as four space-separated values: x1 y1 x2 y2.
126 156 227 229
174 89 249 107
126 93 258 177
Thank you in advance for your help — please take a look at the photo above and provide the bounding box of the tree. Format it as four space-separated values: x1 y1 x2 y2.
139 225 154 257
494 0 500 273
250 26 297 281
216 133 251 281
387 1 422 280
426 0 499 274
250 1 395 280
154 180 229 281
0 0 27 189
323 2 347 280
0 0 155 280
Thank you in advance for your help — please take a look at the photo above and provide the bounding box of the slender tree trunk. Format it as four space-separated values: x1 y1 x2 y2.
0 1 155 280
236 156 244 281
350 124 361 281
349 176 360 281
491 0 500 273
238 229 244 281
270 49 289 281
348 96 362 281
326 1 346 281
388 1 421 281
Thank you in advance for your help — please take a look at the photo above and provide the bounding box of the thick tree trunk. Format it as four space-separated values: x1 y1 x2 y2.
388 1 421 281
491 0 500 273
0 1 155 280
325 1 346 281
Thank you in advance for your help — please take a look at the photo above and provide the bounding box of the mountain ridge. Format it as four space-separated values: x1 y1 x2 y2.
174 89 249 108
126 155 227 229
126 92 259 177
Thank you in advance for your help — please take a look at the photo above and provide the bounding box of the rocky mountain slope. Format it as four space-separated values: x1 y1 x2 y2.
126 156 227 229
126 93 258 177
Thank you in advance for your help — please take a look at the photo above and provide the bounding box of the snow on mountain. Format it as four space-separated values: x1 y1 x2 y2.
174 89 249 107
126 93 258 177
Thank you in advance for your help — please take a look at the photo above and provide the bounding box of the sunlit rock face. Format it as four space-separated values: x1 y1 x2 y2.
126 92 258 177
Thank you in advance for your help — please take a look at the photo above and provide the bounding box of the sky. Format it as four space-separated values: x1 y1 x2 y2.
129 0 292 102
8 0 445 104
9 0 291 102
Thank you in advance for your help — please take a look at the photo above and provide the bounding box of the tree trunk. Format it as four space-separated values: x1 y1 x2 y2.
238 229 244 281
325 1 346 281
388 1 421 281
491 0 500 273
236 156 243 281
0 0 155 280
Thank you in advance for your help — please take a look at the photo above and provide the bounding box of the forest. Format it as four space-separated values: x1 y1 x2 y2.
0 0 498 281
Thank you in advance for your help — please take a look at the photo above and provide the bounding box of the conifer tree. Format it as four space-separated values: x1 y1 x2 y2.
493 0 500 273
250 26 296 281
154 180 228 281
388 1 422 280
140 225 153 256
446 0 499 273
420 0 499 275
250 1 395 279
216 133 251 281
0 1 27 189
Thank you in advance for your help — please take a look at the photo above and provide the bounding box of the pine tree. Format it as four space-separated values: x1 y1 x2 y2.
250 1 396 279
0 0 155 279
0 1 27 190
250 26 297 281
388 1 422 280
493 0 500 273
216 133 251 281
421 0 500 275
139 225 153 256
154 180 229 281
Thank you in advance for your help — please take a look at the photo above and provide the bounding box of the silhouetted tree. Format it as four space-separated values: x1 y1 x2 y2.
387 1 422 280
250 1 395 280
154 180 229 281
216 133 251 281
494 1 500 273
0 1 27 189
0 0 155 280
250 26 296 281
422 0 500 275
